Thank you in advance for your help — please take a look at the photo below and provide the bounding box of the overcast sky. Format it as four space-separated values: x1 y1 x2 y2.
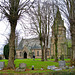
0 0 70 54
0 0 35 54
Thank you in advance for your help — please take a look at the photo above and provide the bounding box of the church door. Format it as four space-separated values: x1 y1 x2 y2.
24 52 27 59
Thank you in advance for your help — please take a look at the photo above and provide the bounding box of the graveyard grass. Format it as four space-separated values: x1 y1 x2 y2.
0 58 71 73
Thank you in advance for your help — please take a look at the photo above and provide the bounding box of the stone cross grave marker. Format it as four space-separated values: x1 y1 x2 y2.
19 63 26 69
58 61 66 68
0 62 5 70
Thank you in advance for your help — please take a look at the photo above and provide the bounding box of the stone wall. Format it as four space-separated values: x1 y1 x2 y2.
51 25 67 57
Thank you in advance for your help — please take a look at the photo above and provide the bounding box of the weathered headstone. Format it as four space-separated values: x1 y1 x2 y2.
0 62 5 70
47 65 58 70
58 61 66 68
16 63 26 72
47 66 51 69
66 66 69 69
16 67 26 72
72 65 75 68
69 67 73 69
55 68 62 71
19 63 26 69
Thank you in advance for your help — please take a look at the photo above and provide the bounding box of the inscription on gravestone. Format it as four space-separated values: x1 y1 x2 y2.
58 61 66 68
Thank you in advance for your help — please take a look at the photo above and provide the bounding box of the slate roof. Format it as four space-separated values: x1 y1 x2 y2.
16 37 41 50
16 39 24 50
31 44 41 50
16 37 50 51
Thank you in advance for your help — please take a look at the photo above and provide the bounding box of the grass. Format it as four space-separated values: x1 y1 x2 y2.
0 58 71 74
0 59 70 69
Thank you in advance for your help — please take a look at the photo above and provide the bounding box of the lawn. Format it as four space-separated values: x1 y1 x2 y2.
0 58 71 74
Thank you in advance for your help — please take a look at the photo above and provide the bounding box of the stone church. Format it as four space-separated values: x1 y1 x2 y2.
15 9 67 59
16 38 51 59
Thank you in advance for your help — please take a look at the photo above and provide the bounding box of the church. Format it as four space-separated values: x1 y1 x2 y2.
16 37 51 59
15 9 67 59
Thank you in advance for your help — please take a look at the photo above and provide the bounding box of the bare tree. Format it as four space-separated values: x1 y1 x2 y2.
41 1 51 61
27 0 53 61
0 0 34 69
57 0 75 65
65 0 75 65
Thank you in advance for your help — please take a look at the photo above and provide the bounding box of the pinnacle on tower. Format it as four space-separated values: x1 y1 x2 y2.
54 8 64 26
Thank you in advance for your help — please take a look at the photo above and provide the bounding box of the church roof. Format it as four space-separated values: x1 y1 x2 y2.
31 44 41 50
16 38 24 50
16 37 50 50
16 37 41 50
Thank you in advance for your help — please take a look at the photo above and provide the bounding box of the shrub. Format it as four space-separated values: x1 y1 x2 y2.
3 44 9 59
3 43 16 59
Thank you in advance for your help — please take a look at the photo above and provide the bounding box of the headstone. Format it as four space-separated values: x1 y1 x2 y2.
47 65 57 70
41 67 43 70
62 66 66 69
16 67 26 72
55 68 62 71
51 66 57 70
19 63 26 69
68 66 74 69
0 62 5 70
47 66 51 69
69 67 73 69
58 61 66 68
16 63 26 71
66 66 69 69
72 65 74 68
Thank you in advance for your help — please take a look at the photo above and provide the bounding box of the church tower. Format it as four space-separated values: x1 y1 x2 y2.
51 9 67 57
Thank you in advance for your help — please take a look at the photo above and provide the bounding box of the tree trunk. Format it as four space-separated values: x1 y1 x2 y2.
40 40 44 61
44 37 47 61
70 19 75 66
72 36 75 66
45 47 47 61
7 23 16 69
55 35 58 62
41 45 44 61
45 36 48 61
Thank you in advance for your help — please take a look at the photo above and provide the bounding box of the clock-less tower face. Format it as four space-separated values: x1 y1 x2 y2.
50 8 67 57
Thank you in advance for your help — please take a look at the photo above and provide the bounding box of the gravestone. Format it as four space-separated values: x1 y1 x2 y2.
47 65 58 70
72 65 74 68
58 61 66 68
66 66 69 69
55 68 62 71
69 66 75 69
0 62 5 70
19 63 26 69
16 63 26 71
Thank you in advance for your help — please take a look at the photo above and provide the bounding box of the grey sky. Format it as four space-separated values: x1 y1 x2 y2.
0 0 70 54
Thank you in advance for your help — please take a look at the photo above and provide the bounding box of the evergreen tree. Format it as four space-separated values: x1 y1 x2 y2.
3 44 9 59
3 43 16 59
